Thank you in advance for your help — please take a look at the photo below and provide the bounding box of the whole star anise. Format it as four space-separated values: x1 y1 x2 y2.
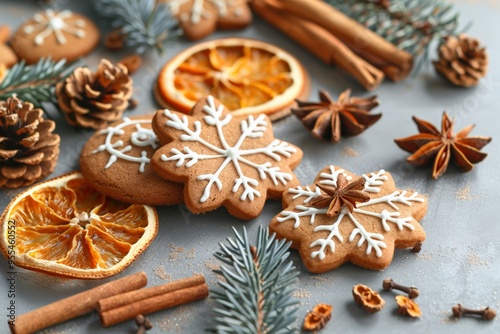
310 174 369 217
395 112 491 179
292 89 381 143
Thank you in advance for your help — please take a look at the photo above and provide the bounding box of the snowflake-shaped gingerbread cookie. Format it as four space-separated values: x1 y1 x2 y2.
151 96 303 219
270 166 427 273
163 0 252 40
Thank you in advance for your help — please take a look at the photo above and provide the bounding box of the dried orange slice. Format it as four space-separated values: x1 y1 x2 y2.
156 37 309 119
0 172 158 279
0 63 6 83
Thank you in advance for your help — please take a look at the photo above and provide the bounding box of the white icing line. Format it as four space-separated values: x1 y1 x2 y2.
24 9 86 45
161 96 295 203
92 118 157 173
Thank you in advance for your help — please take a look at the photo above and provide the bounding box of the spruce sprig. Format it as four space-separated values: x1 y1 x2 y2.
93 0 181 54
211 226 299 334
325 0 461 72
0 58 70 107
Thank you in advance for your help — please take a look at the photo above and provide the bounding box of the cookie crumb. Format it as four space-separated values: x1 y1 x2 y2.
204 260 220 272
467 253 489 266
187 248 197 259
456 185 477 201
342 146 359 157
416 252 433 260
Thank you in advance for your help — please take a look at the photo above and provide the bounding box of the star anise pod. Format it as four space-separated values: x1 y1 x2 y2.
292 89 381 143
310 174 369 217
394 112 491 179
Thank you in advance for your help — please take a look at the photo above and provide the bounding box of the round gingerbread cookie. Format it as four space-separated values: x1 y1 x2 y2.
162 0 252 41
80 116 184 206
11 9 100 64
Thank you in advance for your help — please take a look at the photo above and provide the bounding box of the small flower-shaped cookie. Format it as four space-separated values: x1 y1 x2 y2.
270 165 427 272
164 0 252 40
151 96 303 219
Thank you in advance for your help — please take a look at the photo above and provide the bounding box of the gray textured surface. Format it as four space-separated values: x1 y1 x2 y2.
1 0 499 333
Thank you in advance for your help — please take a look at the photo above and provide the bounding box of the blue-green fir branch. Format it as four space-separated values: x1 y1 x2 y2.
93 0 181 54
325 0 462 72
0 58 70 108
210 226 299 334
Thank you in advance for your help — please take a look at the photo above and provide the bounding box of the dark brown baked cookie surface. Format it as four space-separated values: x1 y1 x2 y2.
80 115 183 206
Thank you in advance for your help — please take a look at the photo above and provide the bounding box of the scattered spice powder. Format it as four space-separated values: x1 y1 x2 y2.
342 146 359 157
168 243 185 263
204 261 220 272
153 265 172 281
168 243 185 253
292 288 312 299
158 304 195 333
467 253 489 266
187 248 197 259
416 252 433 261
456 185 478 201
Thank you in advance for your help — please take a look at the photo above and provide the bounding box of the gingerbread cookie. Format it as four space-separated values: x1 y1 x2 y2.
163 0 252 40
151 96 303 219
80 116 184 206
11 9 100 64
270 166 427 273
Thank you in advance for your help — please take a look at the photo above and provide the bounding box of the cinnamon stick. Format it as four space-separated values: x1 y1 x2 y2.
10 271 147 334
263 0 413 81
100 283 209 327
97 274 205 312
252 0 384 90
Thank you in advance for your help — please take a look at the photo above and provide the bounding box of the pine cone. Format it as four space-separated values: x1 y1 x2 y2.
56 59 133 129
433 34 488 87
0 95 60 188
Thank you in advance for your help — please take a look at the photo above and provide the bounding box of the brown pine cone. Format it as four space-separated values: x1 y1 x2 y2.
0 95 60 188
56 59 133 129
433 34 488 87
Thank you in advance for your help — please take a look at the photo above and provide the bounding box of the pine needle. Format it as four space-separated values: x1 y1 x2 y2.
210 226 299 334
326 0 461 73
92 0 181 54
0 58 70 108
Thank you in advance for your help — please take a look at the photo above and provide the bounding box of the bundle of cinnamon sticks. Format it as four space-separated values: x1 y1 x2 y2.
251 0 414 90
10 272 208 333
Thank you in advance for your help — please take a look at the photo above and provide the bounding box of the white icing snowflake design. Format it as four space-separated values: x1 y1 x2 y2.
92 118 158 173
277 166 425 260
159 96 297 202
166 0 243 24
24 10 86 45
